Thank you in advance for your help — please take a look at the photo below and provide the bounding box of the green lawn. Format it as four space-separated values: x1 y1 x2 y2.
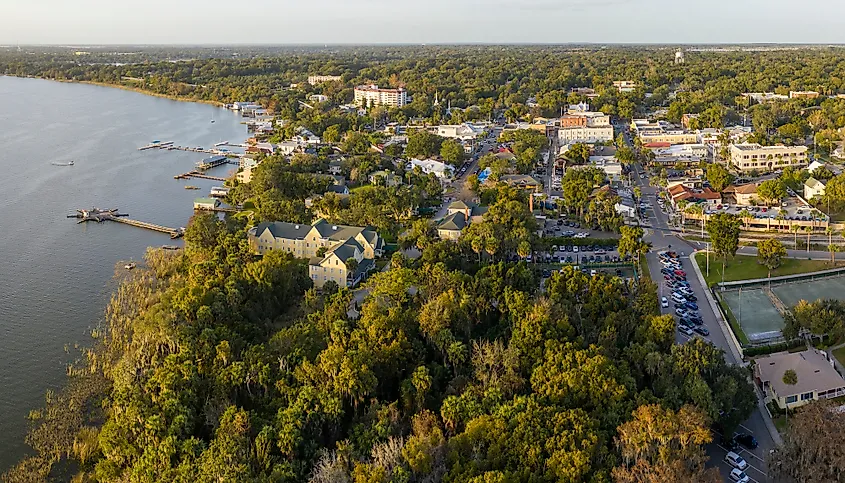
694 253 845 287
833 346 845 369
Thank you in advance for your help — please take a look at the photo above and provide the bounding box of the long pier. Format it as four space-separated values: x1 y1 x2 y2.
139 141 174 151
69 208 185 238
139 141 242 157
175 171 228 181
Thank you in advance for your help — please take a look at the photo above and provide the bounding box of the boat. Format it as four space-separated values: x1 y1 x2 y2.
51 160 74 166
184 185 200 190
124 262 136 270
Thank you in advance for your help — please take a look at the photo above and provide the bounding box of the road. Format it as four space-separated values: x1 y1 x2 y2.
632 163 776 482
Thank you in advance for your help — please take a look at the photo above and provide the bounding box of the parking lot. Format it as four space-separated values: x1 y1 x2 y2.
709 425 771 483
702 198 827 223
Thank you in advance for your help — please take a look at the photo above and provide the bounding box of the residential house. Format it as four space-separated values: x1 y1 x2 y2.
570 87 600 99
723 184 758 206
499 174 543 192
668 185 722 207
369 170 403 187
437 200 487 240
729 143 808 173
615 196 638 218
789 91 820 100
328 160 343 175
309 94 329 103
804 177 827 200
409 158 455 181
613 80 637 92
754 348 845 409
326 185 350 195
194 198 220 211
248 219 383 288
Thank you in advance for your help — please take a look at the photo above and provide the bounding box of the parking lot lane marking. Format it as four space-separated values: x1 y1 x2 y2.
740 448 766 464
739 424 755 434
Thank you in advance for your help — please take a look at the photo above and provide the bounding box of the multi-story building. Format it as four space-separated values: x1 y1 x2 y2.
557 125 614 144
248 219 383 288
354 85 408 108
789 90 820 100
307 75 342 85
613 80 637 93
729 143 808 173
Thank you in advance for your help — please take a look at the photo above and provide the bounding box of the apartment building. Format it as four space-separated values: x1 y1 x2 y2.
558 125 614 143
248 219 383 289
729 143 808 173
307 75 342 85
354 84 408 108
613 80 637 92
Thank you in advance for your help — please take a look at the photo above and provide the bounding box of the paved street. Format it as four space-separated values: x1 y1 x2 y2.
632 163 776 482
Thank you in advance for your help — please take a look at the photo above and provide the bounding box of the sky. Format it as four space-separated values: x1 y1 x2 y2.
4 0 845 45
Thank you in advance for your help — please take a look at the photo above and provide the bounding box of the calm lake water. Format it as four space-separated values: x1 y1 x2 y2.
0 76 248 470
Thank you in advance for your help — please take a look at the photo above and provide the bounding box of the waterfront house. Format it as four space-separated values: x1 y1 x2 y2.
754 348 845 409
194 198 220 211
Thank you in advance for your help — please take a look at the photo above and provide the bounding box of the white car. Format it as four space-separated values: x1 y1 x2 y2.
661 297 669 308
671 293 686 304
725 452 748 470
729 469 750 483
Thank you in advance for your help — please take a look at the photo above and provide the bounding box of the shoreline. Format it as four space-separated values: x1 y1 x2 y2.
2 74 228 108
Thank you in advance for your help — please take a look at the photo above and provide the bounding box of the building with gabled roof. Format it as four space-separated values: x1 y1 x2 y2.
804 177 827 201
755 348 845 409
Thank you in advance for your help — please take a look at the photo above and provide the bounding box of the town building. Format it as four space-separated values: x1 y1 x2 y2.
681 113 699 129
499 174 543 192
354 85 408 108
729 143 808 173
248 219 383 289
557 125 614 144
743 92 789 103
613 80 637 93
674 49 685 65
309 94 329 103
789 91 820 100
804 177 827 200
631 119 699 145
569 87 600 99
668 185 722 207
722 184 758 206
435 123 485 141
754 348 845 410
307 75 342 85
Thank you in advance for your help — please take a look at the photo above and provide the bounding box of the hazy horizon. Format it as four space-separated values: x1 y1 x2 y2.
5 0 845 45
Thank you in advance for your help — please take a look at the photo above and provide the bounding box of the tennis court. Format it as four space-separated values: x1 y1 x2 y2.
772 276 845 308
720 289 784 343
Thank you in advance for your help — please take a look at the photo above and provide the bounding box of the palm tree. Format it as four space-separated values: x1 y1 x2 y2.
777 210 788 232
790 224 800 248
804 226 813 255
738 209 752 231
826 227 835 262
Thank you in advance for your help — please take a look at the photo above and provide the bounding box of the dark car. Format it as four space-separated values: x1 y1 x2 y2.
734 433 758 449
674 302 687 310
685 301 699 311
604 255 611 262
685 293 698 302
552 256 560 263
678 317 694 328
694 326 710 336
721 435 739 452
688 316 704 326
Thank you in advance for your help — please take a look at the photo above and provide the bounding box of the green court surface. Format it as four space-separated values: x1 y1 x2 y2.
721 289 784 343
772 276 845 308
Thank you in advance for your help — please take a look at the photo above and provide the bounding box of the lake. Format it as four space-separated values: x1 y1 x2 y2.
0 76 248 470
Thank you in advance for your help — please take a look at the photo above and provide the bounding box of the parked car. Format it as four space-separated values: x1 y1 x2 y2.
671 293 686 304
661 297 669 308
729 469 750 483
674 270 686 277
687 315 704 326
734 433 758 449
685 301 699 311
678 325 694 336
694 326 710 336
675 308 688 317
725 451 748 470
721 435 739 451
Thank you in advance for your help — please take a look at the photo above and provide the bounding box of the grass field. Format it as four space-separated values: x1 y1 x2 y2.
833 346 845 369
694 253 844 287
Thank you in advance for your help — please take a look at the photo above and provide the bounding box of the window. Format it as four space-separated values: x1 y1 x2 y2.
785 395 798 404
801 392 813 401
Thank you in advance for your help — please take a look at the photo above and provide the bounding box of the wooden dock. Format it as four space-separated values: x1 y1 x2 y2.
175 171 228 181
69 208 185 238
139 141 174 151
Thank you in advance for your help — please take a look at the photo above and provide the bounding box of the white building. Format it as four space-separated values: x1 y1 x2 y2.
675 49 685 65
613 81 637 93
729 143 808 173
309 94 329 103
558 125 614 144
307 75 342 85
435 123 485 141
804 177 827 200
408 158 454 180
743 92 789 103
354 85 408 108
